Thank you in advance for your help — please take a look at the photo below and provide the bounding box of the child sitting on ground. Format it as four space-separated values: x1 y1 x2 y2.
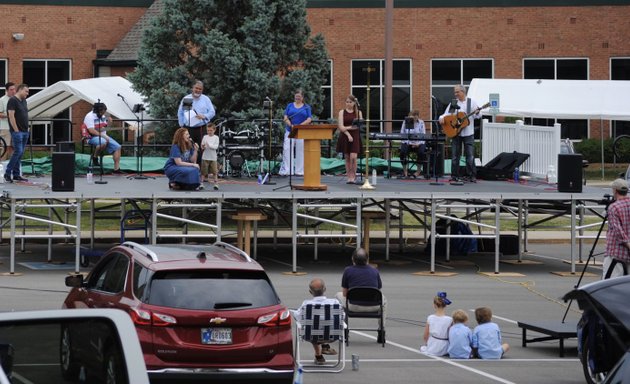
448 309 473 359
472 307 510 359
420 292 453 356
200 123 220 190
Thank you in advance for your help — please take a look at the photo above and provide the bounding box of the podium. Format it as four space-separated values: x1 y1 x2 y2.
289 124 337 191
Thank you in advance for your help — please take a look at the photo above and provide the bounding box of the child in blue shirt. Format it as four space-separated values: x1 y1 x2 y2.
472 307 510 359
448 309 473 359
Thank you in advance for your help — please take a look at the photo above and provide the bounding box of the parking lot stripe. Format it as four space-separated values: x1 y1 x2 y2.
351 330 517 384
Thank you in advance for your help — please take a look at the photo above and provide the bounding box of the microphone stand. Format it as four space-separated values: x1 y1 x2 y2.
117 94 152 180
94 114 107 185
263 99 276 185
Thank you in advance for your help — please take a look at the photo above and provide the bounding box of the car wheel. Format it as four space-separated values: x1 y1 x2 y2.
60 325 80 380
104 345 125 384
582 335 608 384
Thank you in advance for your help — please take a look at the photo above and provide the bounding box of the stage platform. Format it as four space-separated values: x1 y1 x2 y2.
0 173 610 275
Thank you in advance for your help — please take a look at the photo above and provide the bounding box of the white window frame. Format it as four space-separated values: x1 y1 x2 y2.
522 57 590 139
609 57 630 138
351 58 412 131
23 59 73 146
0 59 7 97
320 59 333 121
430 58 494 126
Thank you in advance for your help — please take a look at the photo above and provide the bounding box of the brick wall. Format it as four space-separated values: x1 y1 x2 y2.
307 5 630 138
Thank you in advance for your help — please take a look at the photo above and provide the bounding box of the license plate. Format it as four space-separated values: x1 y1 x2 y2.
201 328 232 345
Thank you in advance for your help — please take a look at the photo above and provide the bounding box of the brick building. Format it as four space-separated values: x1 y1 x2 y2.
1 0 629 146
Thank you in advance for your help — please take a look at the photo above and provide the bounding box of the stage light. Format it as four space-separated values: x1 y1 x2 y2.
12 33 24 41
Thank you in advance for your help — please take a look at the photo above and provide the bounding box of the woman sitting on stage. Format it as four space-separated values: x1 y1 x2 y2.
399 109 427 178
336 94 363 184
164 127 202 191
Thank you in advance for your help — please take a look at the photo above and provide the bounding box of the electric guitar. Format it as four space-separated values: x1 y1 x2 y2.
441 102 490 138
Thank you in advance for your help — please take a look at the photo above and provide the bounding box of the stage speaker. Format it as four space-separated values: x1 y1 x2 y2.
52 152 75 192
558 154 583 193
56 141 75 153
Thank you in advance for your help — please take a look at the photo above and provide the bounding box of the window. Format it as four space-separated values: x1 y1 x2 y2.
431 59 494 137
88 253 128 294
351 59 412 131
319 60 333 121
0 60 6 97
611 58 630 137
523 58 589 139
22 60 72 145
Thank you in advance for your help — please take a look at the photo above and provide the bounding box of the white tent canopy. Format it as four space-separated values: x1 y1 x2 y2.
26 76 151 122
468 78 630 121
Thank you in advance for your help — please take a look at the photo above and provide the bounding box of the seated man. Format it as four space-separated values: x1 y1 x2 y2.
293 278 343 365
335 248 388 343
84 102 123 174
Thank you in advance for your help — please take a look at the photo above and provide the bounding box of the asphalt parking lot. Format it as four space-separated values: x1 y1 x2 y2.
0 239 604 384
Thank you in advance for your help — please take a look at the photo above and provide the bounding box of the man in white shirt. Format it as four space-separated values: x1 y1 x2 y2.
293 278 344 365
439 84 482 183
0 82 16 160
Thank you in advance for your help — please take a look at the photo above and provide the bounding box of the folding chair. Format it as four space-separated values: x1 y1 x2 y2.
295 302 345 373
344 287 386 347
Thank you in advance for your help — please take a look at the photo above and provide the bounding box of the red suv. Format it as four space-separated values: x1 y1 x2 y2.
62 241 294 383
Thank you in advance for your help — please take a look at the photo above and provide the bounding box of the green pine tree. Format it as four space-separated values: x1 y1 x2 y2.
129 0 329 140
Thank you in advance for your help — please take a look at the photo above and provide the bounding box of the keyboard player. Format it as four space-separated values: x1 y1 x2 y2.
400 110 428 178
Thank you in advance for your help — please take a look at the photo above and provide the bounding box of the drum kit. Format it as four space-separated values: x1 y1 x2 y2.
216 118 283 177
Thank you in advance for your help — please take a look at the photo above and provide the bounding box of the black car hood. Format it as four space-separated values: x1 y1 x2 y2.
564 275 630 331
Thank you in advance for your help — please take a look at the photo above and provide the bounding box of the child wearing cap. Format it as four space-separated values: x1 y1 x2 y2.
472 307 509 359
420 292 453 356
448 309 473 359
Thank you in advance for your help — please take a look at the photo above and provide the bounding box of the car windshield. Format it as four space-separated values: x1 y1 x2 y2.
147 270 280 310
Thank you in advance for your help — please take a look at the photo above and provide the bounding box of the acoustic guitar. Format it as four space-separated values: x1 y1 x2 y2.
441 102 490 138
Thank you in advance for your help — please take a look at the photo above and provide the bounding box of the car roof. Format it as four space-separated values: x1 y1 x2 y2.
119 242 264 272
564 275 630 331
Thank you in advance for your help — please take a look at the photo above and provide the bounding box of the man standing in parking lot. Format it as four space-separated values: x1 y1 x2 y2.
603 178 630 279
0 82 16 161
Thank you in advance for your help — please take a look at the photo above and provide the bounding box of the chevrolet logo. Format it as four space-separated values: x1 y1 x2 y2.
209 317 227 324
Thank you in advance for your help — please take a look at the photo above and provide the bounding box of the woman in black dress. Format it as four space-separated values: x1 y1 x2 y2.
336 95 363 184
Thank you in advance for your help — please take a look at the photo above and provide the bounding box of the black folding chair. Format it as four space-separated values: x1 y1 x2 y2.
344 287 385 347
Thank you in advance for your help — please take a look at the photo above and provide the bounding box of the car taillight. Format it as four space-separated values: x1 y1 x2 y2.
129 308 152 326
129 308 177 327
152 312 177 326
258 309 292 327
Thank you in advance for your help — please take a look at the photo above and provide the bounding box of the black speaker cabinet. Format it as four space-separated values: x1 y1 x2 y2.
52 152 75 192
558 154 583 193
56 141 75 153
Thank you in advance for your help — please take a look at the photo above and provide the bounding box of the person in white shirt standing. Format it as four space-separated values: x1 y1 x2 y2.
200 123 220 190
0 82 16 161
439 84 482 183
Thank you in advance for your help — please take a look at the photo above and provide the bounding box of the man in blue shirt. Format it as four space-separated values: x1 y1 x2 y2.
178 80 216 161
335 248 387 343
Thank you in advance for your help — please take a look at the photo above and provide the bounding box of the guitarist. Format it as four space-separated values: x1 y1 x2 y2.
439 84 482 183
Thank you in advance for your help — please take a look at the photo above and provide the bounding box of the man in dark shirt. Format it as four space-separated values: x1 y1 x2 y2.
5 83 30 183
335 248 387 342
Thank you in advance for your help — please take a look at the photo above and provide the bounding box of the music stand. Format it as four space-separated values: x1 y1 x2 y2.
127 103 154 180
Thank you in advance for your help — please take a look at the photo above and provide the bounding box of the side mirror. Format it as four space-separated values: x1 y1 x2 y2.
0 309 149 384
65 274 84 288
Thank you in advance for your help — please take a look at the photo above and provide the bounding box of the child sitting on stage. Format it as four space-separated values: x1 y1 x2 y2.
472 307 510 359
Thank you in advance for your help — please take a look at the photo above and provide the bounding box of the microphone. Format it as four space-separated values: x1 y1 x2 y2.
450 99 460 110
265 96 272 101
117 93 125 101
